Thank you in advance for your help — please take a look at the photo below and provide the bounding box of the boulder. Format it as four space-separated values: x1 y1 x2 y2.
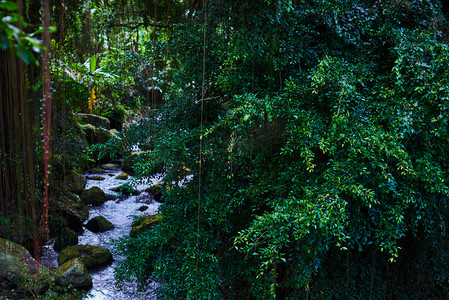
85 216 114 233
86 175 105 180
145 183 163 202
0 238 55 294
81 124 113 145
100 163 120 170
138 205 149 212
76 113 110 129
55 258 92 289
111 184 141 196
58 245 113 269
130 214 161 237
88 168 106 174
115 172 129 180
50 192 89 232
54 227 78 251
81 186 106 206
105 193 117 201
66 174 87 195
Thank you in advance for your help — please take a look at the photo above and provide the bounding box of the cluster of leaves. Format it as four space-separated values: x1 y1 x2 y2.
109 0 449 299
0 0 45 64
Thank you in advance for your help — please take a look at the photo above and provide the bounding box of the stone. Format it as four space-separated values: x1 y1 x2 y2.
54 227 78 252
0 238 55 294
138 205 149 212
85 216 114 233
50 192 89 232
88 168 106 174
55 258 92 289
58 245 113 269
86 175 105 180
76 113 110 129
115 172 129 180
66 174 87 195
81 124 113 145
145 183 163 202
130 214 161 237
105 193 117 201
100 163 120 170
81 186 106 206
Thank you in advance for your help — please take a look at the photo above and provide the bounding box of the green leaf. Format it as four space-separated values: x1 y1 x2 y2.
0 31 8 50
15 44 31 64
0 1 18 11
89 54 98 73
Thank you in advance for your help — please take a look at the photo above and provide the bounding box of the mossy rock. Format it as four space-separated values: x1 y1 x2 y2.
81 124 113 146
130 214 161 237
76 113 110 129
49 192 89 232
58 245 113 269
88 168 106 174
86 175 106 180
80 186 106 206
145 183 171 203
115 172 129 180
0 238 55 294
101 163 120 170
111 184 141 196
66 174 87 195
55 258 92 289
85 216 114 233
54 227 78 252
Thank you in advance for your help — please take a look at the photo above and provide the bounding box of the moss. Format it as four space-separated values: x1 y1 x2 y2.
54 227 78 251
87 175 105 180
115 172 129 180
88 168 106 174
58 245 113 269
80 186 106 206
130 214 161 237
85 216 114 233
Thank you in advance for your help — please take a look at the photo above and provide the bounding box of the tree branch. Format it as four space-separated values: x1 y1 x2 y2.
108 22 170 30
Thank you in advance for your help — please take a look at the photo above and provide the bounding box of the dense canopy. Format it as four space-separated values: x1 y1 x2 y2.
2 0 449 298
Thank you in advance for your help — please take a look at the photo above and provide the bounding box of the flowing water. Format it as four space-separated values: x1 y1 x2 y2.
41 163 161 299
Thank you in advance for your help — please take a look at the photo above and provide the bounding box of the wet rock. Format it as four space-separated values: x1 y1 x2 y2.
101 163 120 170
138 205 149 212
88 168 106 174
66 174 87 195
58 245 113 269
76 113 110 129
130 214 161 237
54 227 78 252
81 124 113 145
86 175 105 180
55 258 92 289
0 238 55 294
105 193 117 201
145 183 163 202
81 186 106 206
115 172 129 180
50 192 89 232
85 216 114 233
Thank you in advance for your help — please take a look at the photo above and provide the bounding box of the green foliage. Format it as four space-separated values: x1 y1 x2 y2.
0 0 48 64
51 0 449 298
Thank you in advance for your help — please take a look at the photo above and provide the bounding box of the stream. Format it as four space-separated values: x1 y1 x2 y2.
41 162 161 299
